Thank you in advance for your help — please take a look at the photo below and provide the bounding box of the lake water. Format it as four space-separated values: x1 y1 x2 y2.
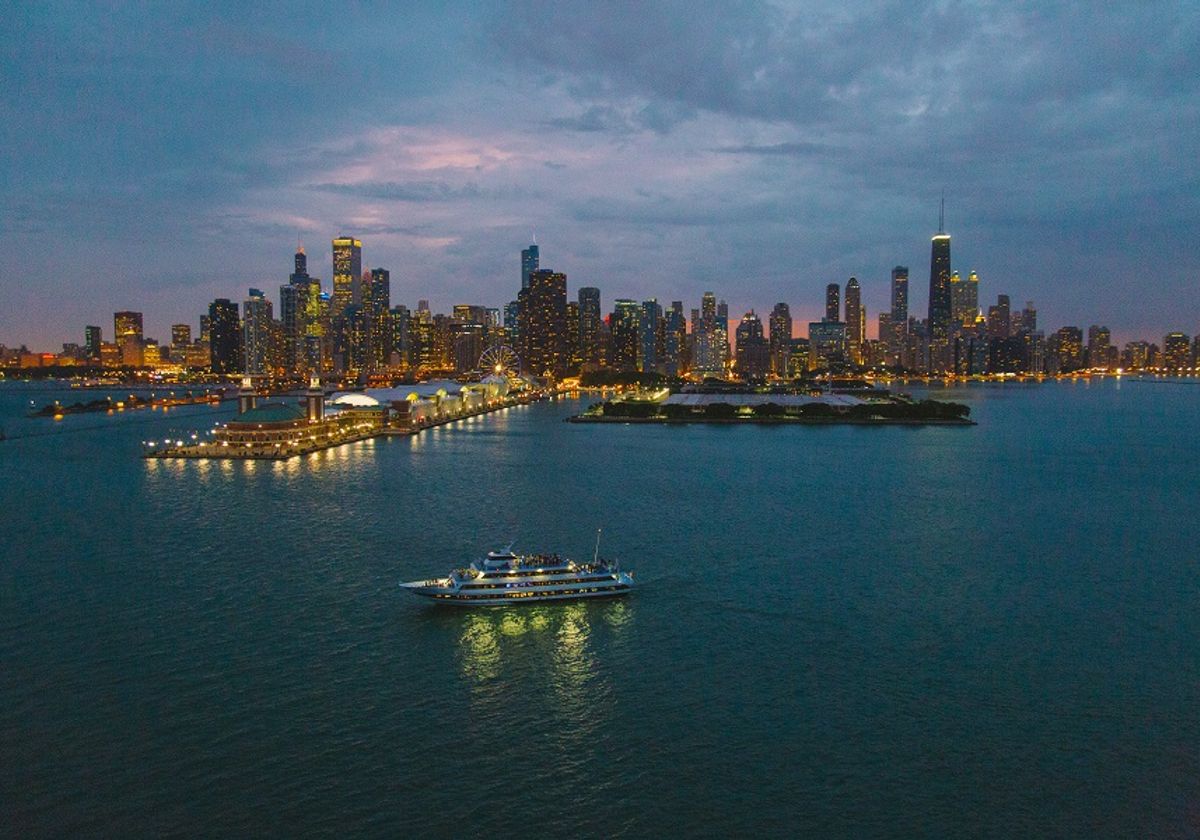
1 378 1197 838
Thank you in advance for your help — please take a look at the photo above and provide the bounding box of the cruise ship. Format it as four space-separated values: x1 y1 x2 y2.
400 538 634 606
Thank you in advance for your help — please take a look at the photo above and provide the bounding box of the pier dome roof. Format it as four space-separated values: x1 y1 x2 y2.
328 392 381 407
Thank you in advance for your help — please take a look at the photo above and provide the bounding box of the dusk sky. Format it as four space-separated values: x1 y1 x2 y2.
2 1 1197 349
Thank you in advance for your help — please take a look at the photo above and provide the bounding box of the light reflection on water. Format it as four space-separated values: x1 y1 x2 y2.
455 599 633 710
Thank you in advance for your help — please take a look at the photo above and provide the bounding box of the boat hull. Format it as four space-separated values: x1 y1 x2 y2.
400 579 633 606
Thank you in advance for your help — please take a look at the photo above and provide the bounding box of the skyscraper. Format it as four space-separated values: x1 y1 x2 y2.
890 267 909 323
84 326 102 361
845 277 864 365
391 305 413 368
928 200 952 371
825 284 840 322
171 324 191 348
281 245 322 377
1021 302 1037 334
208 298 241 375
610 299 641 372
951 270 980 326
114 311 144 367
640 299 661 373
987 295 1011 341
693 292 723 375
521 244 539 290
564 300 581 371
1163 333 1191 370
716 300 730 367
279 283 301 374
887 266 909 366
242 288 274 376
808 321 847 370
1087 325 1112 370
735 311 769 379
366 268 391 371
768 303 792 377
503 299 522 350
1052 326 1083 372
114 311 143 346
664 303 686 376
578 287 602 367
331 236 362 314
524 268 567 377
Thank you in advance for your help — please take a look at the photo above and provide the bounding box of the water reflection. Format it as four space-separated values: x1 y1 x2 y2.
459 612 503 683
552 603 595 719
455 600 634 730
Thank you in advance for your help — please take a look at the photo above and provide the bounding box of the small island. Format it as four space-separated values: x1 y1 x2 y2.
569 387 973 426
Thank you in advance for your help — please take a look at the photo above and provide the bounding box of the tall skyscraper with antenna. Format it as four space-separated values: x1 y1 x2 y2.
927 196 952 371
521 243 539 290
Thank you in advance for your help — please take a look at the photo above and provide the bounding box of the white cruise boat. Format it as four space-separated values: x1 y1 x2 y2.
400 535 634 606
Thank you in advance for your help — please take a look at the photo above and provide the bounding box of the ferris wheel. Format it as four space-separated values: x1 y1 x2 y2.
479 345 522 379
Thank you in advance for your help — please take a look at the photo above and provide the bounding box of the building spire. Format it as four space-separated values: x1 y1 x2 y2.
938 190 945 233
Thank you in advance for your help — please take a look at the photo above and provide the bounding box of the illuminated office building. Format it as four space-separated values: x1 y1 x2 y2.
987 295 1011 340
1086 325 1111 369
579 287 602 367
365 268 390 371
171 324 191 348
716 300 730 367
453 323 486 375
84 326 102 361
331 236 362 314
692 292 724 375
242 288 274 376
1163 332 1191 370
951 270 979 327
768 303 792 376
1051 326 1083 373
927 199 952 371
825 284 840 322
888 267 909 364
114 311 142 345
808 321 847 370
113 310 144 365
521 244 539 290
209 298 241 375
891 266 908 322
523 268 568 377
1123 341 1150 370
640 299 661 373
663 304 686 376
734 311 769 379
610 299 641 372
844 277 864 365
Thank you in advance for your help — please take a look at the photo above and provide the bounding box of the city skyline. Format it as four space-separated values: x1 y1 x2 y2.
2 230 1194 357
3 4 1198 349
7 233 1197 381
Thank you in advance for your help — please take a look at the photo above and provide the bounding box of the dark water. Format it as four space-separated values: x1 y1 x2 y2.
1 378 1197 838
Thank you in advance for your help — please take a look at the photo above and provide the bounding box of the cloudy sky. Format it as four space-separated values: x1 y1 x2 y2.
2 1 1197 348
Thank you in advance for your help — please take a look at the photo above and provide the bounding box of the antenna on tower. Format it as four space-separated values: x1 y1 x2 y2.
939 190 945 233
531 228 537 246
